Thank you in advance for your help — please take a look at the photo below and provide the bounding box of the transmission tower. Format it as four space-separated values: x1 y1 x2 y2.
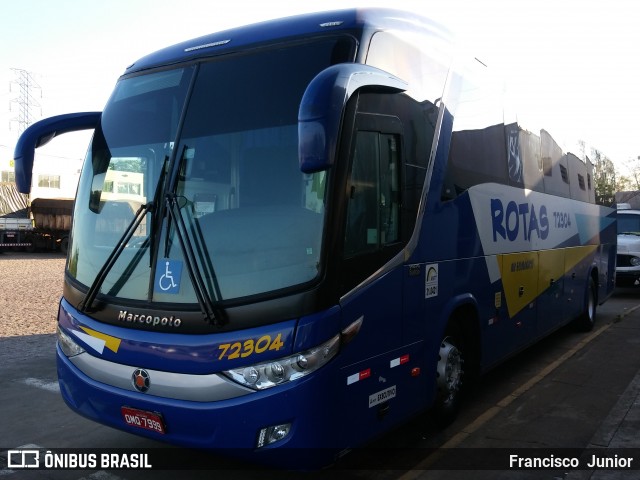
9 68 42 133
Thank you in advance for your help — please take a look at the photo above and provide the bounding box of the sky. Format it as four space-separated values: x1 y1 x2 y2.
1 0 639 187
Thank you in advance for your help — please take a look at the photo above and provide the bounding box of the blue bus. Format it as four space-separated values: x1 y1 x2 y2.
14 8 616 468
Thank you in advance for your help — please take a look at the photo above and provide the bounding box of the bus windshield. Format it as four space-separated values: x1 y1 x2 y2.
68 37 353 307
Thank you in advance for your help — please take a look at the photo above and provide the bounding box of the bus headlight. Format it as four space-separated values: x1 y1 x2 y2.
57 325 85 357
223 334 340 390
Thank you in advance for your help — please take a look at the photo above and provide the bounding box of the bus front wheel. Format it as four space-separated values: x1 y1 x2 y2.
433 315 479 426
435 335 463 422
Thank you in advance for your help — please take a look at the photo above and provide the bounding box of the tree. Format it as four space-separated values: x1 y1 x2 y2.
617 174 633 193
591 147 618 206
622 156 640 191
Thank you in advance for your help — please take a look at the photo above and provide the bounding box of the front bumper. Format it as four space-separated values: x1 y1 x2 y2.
57 344 340 468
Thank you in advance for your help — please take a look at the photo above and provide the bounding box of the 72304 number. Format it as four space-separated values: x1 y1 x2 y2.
217 333 285 361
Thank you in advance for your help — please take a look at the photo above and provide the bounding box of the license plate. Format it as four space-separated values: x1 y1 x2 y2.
368 385 397 408
121 406 166 434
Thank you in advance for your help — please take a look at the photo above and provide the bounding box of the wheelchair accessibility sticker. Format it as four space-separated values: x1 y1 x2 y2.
154 259 183 294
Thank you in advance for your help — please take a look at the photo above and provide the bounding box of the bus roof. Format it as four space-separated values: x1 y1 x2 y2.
123 8 453 75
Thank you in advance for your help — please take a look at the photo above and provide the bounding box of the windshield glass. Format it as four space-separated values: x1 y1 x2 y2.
618 214 640 235
69 37 353 305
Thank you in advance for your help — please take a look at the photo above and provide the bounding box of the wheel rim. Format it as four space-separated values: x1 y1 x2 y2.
437 337 463 405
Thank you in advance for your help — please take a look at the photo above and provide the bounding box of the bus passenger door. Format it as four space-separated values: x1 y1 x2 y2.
337 112 412 445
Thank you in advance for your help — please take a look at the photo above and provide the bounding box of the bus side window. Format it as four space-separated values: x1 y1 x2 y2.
344 131 401 257
442 59 508 200
541 129 571 198
567 152 589 202
518 127 544 192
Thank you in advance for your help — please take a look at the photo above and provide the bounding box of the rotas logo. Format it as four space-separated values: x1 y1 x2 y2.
491 198 549 242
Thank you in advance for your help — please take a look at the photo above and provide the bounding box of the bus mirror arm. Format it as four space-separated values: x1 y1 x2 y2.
298 64 407 174
13 112 101 194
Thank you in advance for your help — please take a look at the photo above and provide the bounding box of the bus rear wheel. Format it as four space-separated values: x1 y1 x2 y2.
574 276 597 332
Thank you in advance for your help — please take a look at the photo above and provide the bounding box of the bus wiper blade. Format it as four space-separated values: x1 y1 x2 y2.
78 202 153 313
165 193 226 326
148 155 170 271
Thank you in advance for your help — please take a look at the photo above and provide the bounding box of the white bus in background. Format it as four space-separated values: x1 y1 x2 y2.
616 203 640 287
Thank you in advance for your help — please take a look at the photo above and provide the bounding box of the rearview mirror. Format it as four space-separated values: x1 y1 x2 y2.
298 64 407 174
14 112 101 193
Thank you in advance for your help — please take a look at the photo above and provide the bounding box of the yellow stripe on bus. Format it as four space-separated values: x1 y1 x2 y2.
498 245 598 319
79 326 122 354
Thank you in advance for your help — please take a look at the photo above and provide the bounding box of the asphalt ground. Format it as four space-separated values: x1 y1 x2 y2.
400 289 640 480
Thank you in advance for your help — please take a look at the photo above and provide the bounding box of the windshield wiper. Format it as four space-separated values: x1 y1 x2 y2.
78 202 154 313
165 193 226 326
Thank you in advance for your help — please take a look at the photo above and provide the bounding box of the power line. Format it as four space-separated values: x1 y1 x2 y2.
9 68 42 133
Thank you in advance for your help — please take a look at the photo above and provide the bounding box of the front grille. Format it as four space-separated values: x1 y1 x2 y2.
617 255 636 268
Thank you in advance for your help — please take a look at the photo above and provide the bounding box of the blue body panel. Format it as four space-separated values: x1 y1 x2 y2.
125 9 451 75
57 270 433 464
57 344 341 468
58 299 298 374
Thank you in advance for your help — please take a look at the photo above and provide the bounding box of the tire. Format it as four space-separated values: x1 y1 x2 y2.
574 277 597 332
25 234 36 253
60 236 69 255
434 316 475 426
433 311 482 427
434 334 463 425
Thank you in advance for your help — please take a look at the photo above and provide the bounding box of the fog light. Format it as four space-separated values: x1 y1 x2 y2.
256 423 292 448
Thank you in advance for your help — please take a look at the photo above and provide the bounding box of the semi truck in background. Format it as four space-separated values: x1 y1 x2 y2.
0 187 73 253
0 156 76 253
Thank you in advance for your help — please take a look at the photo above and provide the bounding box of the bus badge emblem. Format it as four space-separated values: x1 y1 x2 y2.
132 369 151 393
